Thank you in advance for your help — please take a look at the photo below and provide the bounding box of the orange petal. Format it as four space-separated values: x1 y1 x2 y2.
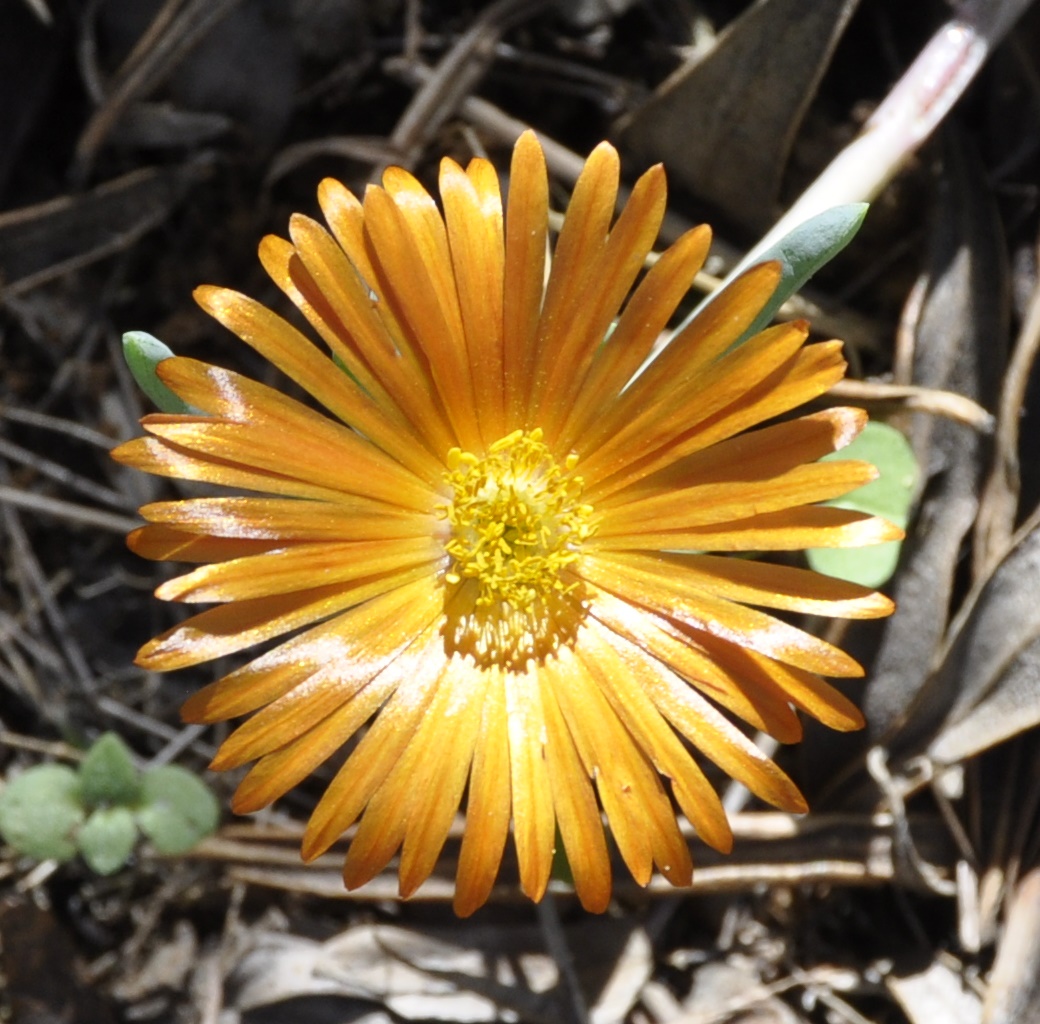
593 462 879 535
193 284 440 483
129 524 286 563
548 642 691 886
397 658 490 896
230 674 393 813
557 224 712 450
455 667 512 916
504 663 556 902
594 505 904 552
365 179 480 450
581 318 808 492
535 162 667 437
138 564 430 670
503 131 549 427
538 674 612 912
589 550 895 620
587 584 803 741
147 358 436 510
301 630 447 861
207 581 442 768
578 554 865 677
576 262 782 456
586 618 807 815
140 496 431 541
112 435 354 503
154 536 441 603
282 216 455 456
441 156 506 440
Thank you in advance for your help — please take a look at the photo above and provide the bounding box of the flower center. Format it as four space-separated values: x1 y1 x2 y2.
438 429 594 668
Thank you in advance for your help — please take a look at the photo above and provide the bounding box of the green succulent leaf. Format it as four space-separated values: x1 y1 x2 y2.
78 806 138 875
79 732 142 808
734 204 869 341
122 331 193 414
0 764 85 862
808 420 919 588
670 203 869 352
136 765 219 855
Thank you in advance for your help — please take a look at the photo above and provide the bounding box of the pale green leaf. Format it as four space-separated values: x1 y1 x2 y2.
122 331 193 414
78 806 137 875
136 765 219 854
0 764 84 861
808 420 918 588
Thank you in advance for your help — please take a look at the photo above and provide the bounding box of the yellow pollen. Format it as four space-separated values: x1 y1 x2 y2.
439 429 595 612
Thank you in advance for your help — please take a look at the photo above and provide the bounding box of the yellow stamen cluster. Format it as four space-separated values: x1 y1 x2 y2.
440 429 594 611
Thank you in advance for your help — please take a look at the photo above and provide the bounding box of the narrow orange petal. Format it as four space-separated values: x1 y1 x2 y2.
112 435 354 503
595 505 904 552
576 261 782 455
207 583 442 768
441 156 506 440
578 554 865 677
283 215 455 456
503 130 549 427
586 618 807 815
535 162 667 438
230 676 392 813
538 675 612 912
180 578 438 723
367 178 481 450
301 631 447 861
590 551 895 620
594 462 879 535
138 565 431 670
194 284 441 483
587 584 803 742
340 656 487 895
589 338 852 501
548 643 688 886
527 141 619 420
581 318 807 492
397 659 490 897
128 524 285 563
149 358 437 510
558 224 712 450
504 663 556 902
155 536 440 604
140 496 431 542
455 667 512 917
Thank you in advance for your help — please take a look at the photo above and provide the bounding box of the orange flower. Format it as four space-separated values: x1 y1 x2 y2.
113 132 899 915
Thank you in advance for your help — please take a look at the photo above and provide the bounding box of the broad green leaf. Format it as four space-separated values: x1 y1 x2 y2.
79 732 141 808
808 420 918 588
136 765 219 854
0 764 84 861
122 331 193 414
78 807 137 875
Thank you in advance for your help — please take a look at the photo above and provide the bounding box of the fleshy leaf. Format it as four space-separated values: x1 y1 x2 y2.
671 203 869 351
0 764 85 861
79 732 142 808
78 806 138 875
136 765 220 854
808 420 918 587
123 331 193 414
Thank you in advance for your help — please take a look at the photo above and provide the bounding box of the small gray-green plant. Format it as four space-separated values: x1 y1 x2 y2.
0 732 219 875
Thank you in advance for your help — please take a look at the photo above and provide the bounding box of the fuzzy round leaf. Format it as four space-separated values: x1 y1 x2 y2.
0 764 85 862
78 806 138 875
136 765 219 854
79 732 142 808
